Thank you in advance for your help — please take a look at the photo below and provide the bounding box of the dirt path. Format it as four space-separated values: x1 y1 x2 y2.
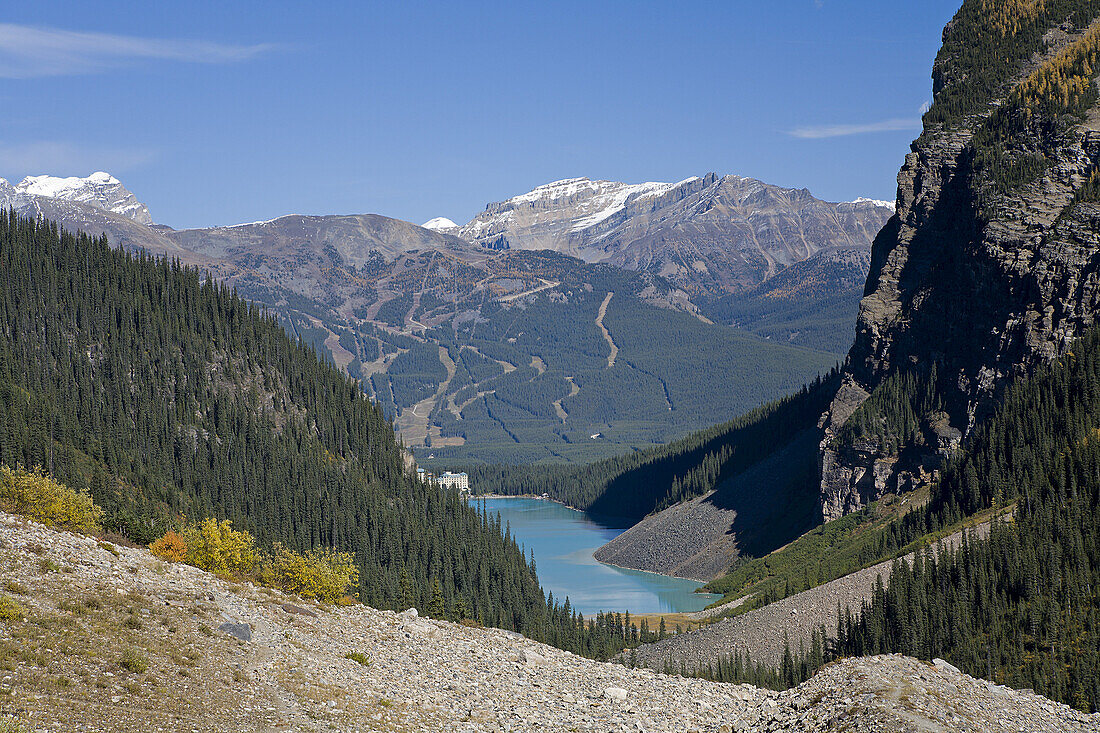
552 376 580 422
595 292 618 369
498 278 559 302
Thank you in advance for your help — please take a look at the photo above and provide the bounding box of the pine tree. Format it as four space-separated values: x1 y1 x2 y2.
428 578 445 618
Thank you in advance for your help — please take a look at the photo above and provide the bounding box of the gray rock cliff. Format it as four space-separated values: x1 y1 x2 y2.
820 10 1100 520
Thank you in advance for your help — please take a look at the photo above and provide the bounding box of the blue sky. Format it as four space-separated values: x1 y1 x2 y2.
1 1 960 229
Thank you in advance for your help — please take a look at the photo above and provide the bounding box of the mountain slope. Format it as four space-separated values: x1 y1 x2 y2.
0 212 551 628
605 1 1100 711
825 323 1100 710
8 513 1095 732
0 182 842 463
466 370 838 550
0 169 879 463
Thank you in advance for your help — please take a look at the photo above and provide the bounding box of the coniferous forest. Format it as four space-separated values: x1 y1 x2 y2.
465 369 839 523
692 327 1100 711
0 212 539 621
0 212 612 643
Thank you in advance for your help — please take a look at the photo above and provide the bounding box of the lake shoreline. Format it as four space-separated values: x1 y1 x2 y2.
469 493 578 510
472 495 719 589
475 496 719 616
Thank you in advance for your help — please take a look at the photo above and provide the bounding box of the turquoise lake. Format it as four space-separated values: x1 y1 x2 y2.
477 497 721 616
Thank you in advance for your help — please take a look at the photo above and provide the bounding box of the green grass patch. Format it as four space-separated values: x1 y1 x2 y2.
0 596 23 622
119 648 148 673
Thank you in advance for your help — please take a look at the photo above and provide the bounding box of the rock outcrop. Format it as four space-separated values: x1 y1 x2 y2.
7 172 154 224
820 8 1100 520
5 513 1096 732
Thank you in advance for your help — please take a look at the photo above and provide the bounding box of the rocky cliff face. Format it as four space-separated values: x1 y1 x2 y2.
820 5 1100 520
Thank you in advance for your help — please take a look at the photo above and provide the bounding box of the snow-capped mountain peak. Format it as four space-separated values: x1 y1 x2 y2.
848 197 895 211
422 217 458 232
458 176 702 241
12 172 153 225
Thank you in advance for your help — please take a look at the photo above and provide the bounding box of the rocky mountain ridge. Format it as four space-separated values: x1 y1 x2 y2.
0 171 153 225
447 173 894 300
5 512 1094 732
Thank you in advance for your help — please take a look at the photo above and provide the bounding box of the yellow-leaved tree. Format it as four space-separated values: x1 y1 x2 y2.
0 465 103 533
261 543 359 603
150 519 359 602
179 518 258 576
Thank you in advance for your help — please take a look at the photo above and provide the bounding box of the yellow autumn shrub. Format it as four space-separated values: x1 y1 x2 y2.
178 518 258 576
261 543 359 602
0 465 103 533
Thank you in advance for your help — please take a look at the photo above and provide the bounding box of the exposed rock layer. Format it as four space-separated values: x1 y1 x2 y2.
456 174 893 298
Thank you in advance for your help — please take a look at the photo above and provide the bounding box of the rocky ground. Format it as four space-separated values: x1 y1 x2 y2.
593 431 820 582
2 514 1096 732
630 557 904 671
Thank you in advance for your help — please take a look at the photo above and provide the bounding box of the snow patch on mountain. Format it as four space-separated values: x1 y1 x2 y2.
848 197 895 210
12 172 154 225
570 178 700 231
422 217 458 231
458 176 703 241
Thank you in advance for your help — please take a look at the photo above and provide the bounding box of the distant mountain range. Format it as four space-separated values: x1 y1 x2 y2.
427 173 892 300
0 170 891 462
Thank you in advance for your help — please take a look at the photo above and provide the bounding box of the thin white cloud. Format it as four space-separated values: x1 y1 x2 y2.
787 118 922 139
0 141 156 176
0 23 275 78
919 100 932 114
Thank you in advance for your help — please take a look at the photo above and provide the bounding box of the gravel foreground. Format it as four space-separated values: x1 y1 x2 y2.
2 513 1096 732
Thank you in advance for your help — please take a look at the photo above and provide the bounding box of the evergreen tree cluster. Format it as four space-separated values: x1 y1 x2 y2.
926 0 1100 127
670 627 830 692
832 365 944 456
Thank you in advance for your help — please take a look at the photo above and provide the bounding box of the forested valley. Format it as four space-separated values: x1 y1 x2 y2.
466 369 839 523
0 212 675 660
